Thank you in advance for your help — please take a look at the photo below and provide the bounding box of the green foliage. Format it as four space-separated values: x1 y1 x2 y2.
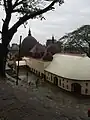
1 0 64 18
59 25 90 56
0 0 64 46
1 0 64 28
66 25 90 47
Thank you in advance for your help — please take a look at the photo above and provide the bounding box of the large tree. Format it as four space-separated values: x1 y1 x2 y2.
0 0 64 77
60 25 90 56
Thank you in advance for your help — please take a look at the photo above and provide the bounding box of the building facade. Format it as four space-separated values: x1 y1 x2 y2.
22 57 50 77
44 54 90 95
16 54 90 96
44 71 90 95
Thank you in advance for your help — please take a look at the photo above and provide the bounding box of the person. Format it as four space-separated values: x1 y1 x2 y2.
28 81 31 86
35 78 39 88
26 71 28 80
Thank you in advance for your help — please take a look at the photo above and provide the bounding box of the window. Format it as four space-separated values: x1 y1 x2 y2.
51 75 52 81
46 72 47 75
85 89 88 94
86 83 88 86
67 80 68 83
63 79 64 81
67 85 68 89
38 72 40 76
59 80 61 86
63 83 64 88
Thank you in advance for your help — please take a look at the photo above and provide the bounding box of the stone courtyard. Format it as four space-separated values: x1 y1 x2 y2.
3 68 90 120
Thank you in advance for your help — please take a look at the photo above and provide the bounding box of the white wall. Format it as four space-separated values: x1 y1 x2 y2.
80 81 90 95
44 70 90 95
22 57 90 95
44 71 71 91
23 57 50 74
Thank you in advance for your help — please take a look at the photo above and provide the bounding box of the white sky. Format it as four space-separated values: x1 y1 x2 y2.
0 0 90 45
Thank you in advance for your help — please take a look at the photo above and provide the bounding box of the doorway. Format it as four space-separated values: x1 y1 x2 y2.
71 83 81 94
54 77 58 86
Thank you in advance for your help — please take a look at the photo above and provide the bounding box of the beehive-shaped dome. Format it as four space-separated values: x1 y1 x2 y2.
20 29 37 56
46 43 60 55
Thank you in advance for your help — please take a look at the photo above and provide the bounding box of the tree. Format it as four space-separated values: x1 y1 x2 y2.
0 0 64 77
61 25 90 56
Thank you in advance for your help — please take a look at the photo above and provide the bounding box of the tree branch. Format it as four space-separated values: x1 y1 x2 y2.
83 34 90 44
12 0 22 9
12 8 31 13
4 0 62 46
2 19 5 23
67 33 89 56
10 0 62 30
3 0 8 13
7 0 13 13
77 43 88 54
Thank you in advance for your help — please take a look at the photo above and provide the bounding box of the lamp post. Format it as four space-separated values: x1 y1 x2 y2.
16 35 22 85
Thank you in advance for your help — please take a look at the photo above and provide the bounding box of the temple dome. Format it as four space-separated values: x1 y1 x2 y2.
46 43 60 55
20 29 37 56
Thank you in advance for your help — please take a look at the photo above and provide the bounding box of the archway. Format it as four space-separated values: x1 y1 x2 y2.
41 73 44 78
54 77 58 86
43 74 46 80
71 83 81 94
38 72 40 77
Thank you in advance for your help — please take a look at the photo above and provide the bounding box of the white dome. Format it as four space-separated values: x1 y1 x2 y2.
45 54 90 80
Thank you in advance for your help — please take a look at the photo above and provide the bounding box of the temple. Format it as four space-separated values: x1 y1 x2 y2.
14 29 90 96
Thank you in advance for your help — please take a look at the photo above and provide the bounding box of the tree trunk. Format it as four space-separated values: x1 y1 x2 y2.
0 25 17 78
88 44 90 58
0 44 8 78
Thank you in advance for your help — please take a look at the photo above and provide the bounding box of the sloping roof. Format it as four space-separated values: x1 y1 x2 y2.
30 43 46 53
42 51 53 61
45 54 90 80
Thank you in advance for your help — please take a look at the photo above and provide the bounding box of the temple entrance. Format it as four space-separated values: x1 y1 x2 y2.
54 77 58 86
41 73 46 79
43 74 46 80
71 83 81 94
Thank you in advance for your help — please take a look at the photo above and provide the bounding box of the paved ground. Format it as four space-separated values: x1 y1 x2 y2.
0 68 90 120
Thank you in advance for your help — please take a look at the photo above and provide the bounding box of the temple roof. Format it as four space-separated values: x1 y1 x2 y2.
20 29 37 56
45 54 90 80
30 43 46 53
42 51 53 61
46 43 60 55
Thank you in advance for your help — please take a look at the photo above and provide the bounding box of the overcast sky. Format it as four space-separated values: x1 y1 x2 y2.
1 0 90 45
